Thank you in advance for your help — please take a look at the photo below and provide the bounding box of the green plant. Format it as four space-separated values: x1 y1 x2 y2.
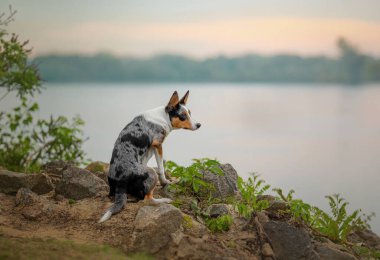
274 188 374 243
68 199 76 205
0 8 87 172
273 187 295 202
182 215 194 229
313 194 369 242
353 245 380 259
205 215 233 233
234 173 270 219
165 158 223 197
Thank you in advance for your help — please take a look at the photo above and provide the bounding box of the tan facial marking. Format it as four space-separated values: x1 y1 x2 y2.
171 116 192 129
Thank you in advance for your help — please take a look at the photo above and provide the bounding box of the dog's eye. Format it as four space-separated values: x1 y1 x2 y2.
178 114 187 121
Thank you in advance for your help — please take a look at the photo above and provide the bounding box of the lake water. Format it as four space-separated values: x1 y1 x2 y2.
2 83 380 233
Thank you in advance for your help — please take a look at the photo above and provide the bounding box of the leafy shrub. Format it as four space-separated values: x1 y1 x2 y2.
205 215 233 233
234 173 270 219
313 194 371 242
274 188 373 242
165 158 223 198
0 8 87 172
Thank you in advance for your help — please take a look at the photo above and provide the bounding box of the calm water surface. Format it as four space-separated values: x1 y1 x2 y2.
3 83 380 233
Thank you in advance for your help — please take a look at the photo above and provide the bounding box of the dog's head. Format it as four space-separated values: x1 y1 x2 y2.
165 90 201 131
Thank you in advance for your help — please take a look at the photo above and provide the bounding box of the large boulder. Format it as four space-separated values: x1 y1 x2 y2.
131 204 183 254
262 220 357 260
263 220 317 259
0 170 54 195
204 163 238 199
55 166 108 200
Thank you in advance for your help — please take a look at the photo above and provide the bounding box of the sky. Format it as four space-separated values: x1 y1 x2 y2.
1 0 380 58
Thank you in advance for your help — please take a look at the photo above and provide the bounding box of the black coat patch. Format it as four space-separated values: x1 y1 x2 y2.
115 165 124 178
110 148 118 164
121 133 151 149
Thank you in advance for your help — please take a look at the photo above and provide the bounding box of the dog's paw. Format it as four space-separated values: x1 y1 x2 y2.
154 198 172 204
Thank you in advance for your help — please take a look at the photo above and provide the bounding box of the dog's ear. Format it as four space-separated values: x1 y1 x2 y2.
179 90 189 105
165 91 179 112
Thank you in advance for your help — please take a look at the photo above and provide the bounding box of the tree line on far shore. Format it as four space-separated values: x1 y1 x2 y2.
33 38 380 85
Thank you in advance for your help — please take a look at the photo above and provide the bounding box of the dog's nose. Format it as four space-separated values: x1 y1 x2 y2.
196 123 201 129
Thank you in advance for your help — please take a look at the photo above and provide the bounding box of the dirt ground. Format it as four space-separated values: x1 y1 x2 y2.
0 189 263 260
0 191 150 259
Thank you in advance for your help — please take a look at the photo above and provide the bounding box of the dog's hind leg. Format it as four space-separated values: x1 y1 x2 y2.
99 183 127 223
143 168 172 205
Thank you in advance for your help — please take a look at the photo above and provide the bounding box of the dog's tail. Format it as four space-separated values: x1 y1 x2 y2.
98 171 150 223
98 192 127 223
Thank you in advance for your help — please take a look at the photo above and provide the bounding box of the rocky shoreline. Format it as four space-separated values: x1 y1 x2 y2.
0 161 379 259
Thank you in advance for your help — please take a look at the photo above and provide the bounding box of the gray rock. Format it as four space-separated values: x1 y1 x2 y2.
267 200 288 213
0 170 54 195
42 161 74 186
204 163 238 199
42 160 73 175
314 242 357 260
352 229 380 250
15 188 39 207
208 203 230 218
55 166 108 200
131 204 183 253
263 220 316 260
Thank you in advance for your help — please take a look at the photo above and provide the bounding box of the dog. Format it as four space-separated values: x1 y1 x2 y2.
99 90 201 223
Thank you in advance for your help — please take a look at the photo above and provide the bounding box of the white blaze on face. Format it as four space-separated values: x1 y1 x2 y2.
181 105 200 130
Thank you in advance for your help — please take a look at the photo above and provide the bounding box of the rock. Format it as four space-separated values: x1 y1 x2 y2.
131 204 183 253
204 163 238 199
55 166 108 200
314 242 357 260
42 161 74 186
352 229 380 250
42 160 73 175
0 170 54 195
208 203 230 218
263 220 316 259
15 188 39 207
85 161 109 183
21 205 43 221
257 195 276 203
85 161 109 174
262 243 275 258
267 200 288 213
13 188 44 221
256 211 269 224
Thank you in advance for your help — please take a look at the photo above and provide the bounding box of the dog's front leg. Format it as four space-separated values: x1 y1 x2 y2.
154 145 169 186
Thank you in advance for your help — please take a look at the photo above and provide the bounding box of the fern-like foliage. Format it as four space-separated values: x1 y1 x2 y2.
313 194 365 242
234 173 270 219
274 189 374 243
165 158 223 197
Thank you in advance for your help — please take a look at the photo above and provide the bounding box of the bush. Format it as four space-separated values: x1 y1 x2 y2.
165 158 223 198
0 7 87 172
274 188 374 242
234 173 270 219
206 215 233 233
